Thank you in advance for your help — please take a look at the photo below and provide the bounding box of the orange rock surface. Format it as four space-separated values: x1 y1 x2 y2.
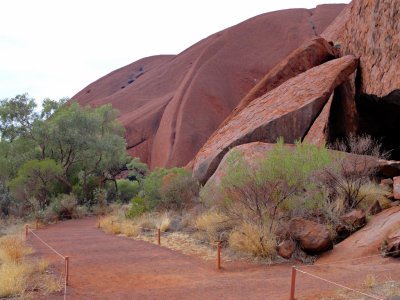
72 5 345 168
192 55 358 183
322 0 400 97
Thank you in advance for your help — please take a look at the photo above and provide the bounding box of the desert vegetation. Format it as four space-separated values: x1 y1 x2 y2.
99 136 393 262
0 94 145 222
0 221 61 298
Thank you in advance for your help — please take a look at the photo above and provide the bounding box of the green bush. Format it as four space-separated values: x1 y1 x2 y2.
142 167 199 210
48 194 78 220
126 196 146 218
117 179 140 203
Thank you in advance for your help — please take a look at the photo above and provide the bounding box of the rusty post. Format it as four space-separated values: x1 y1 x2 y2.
65 256 70 286
290 266 297 300
217 241 221 270
111 220 114 231
25 225 29 238
35 220 39 230
158 228 161 245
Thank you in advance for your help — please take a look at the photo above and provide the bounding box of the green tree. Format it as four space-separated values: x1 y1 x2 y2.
0 94 38 141
9 159 63 210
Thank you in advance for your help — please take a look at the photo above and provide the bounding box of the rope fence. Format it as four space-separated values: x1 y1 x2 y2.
25 225 69 300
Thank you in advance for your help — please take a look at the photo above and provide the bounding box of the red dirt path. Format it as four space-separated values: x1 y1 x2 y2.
27 218 400 299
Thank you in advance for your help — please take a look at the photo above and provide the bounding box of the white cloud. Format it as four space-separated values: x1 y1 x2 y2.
0 0 350 103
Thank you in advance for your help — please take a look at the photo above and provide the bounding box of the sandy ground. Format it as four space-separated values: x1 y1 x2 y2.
27 218 400 299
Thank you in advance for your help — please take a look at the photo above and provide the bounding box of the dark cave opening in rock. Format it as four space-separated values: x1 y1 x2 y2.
356 90 400 160
328 89 400 160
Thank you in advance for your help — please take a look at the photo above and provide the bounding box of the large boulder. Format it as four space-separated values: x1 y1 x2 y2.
289 218 333 253
72 5 346 169
192 55 358 184
318 206 400 263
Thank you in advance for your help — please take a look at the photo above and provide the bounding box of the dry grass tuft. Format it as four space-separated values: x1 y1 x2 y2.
0 261 34 298
363 274 377 289
37 259 49 274
0 235 31 263
195 211 232 243
229 223 277 259
358 182 392 211
157 213 171 232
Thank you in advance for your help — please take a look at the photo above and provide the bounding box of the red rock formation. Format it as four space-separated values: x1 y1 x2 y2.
192 55 358 184
322 0 400 97
219 37 337 130
72 5 345 168
303 93 334 145
318 206 400 262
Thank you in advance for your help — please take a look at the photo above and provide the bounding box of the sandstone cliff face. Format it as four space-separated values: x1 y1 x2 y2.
322 0 400 97
321 0 400 159
192 55 358 184
72 5 345 168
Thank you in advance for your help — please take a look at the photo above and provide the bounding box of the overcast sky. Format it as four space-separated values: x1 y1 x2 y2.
0 0 350 103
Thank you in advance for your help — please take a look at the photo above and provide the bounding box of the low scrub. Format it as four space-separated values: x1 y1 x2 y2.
0 232 61 298
229 223 277 259
195 211 232 243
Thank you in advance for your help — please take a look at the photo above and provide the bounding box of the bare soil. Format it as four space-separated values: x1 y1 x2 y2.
27 218 400 299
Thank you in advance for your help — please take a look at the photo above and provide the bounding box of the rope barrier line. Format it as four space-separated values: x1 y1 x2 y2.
302 249 400 268
296 268 384 300
28 228 66 259
27 227 68 299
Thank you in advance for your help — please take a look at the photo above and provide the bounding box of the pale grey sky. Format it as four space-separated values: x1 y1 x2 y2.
0 0 350 103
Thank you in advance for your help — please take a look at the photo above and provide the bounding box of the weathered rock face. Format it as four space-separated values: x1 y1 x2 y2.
321 0 400 160
322 0 400 97
72 5 345 169
219 37 337 131
192 55 358 184
318 206 400 263
303 93 334 146
289 218 333 253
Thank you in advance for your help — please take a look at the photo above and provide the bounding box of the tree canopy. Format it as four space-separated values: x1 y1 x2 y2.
0 94 132 216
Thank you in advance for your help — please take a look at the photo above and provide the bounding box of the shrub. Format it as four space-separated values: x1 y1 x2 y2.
117 179 140 203
218 140 332 234
46 194 84 220
126 196 146 219
143 167 199 211
159 170 199 210
330 134 390 159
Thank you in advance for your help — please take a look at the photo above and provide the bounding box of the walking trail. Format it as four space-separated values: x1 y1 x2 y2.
27 218 400 299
